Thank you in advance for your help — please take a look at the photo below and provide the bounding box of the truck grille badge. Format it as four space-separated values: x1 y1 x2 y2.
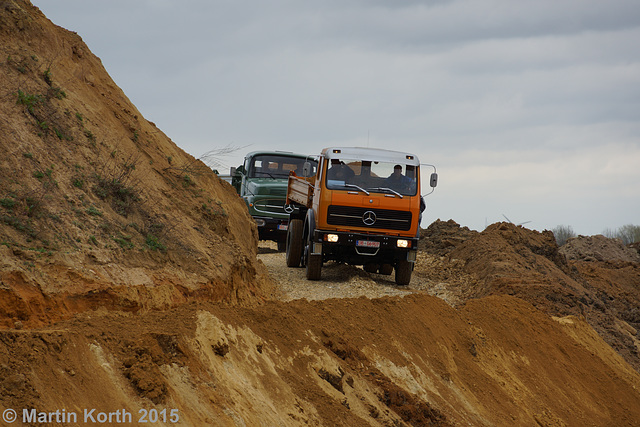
362 211 377 226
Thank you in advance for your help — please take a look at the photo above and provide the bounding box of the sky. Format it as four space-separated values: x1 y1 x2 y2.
34 0 640 236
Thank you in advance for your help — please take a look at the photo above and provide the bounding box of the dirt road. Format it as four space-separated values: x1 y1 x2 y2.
258 242 460 305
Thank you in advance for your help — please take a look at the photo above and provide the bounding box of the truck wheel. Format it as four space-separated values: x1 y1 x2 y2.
364 263 379 273
306 253 322 280
379 264 394 275
286 219 303 267
395 260 412 286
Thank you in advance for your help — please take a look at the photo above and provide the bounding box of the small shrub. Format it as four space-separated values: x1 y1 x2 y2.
145 234 166 252
84 129 95 142
72 178 84 189
552 225 576 246
182 174 194 188
16 90 44 115
43 68 53 85
113 234 134 249
603 224 640 245
0 198 16 210
86 205 102 216
50 87 66 100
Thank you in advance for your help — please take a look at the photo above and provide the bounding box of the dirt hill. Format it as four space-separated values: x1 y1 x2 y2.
417 220 640 374
1 2 640 426
0 0 273 329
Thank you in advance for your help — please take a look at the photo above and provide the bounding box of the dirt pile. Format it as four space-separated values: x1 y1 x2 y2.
419 219 478 256
0 0 272 328
423 221 640 373
2 294 640 426
560 234 640 263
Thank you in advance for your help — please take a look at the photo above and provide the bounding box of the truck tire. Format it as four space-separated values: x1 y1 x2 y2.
364 263 379 273
395 260 412 286
306 253 322 280
286 219 303 267
379 264 394 275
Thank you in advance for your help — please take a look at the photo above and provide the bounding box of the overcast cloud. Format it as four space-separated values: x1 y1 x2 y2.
35 0 640 235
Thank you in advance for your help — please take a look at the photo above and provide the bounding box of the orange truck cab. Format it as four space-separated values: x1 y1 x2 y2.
285 147 437 286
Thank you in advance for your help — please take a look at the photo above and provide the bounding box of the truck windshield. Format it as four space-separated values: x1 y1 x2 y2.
249 155 318 179
326 160 418 196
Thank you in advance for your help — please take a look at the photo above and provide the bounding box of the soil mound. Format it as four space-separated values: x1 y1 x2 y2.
560 234 640 263
2 294 639 426
443 222 640 372
0 0 272 329
419 219 478 256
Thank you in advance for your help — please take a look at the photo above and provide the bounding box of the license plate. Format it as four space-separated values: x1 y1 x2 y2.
356 240 380 248
278 224 288 231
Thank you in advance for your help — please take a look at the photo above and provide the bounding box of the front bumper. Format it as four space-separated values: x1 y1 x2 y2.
313 230 418 264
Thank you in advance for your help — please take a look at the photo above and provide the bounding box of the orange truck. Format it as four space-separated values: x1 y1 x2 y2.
285 147 437 286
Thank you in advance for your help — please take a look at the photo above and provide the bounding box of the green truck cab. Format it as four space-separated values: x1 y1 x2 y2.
232 151 318 250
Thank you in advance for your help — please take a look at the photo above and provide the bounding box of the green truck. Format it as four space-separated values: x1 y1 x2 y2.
231 151 318 250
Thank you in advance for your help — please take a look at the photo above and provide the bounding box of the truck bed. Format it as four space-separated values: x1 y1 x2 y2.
287 174 314 208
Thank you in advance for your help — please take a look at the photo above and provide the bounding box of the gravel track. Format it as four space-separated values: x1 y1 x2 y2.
257 242 461 304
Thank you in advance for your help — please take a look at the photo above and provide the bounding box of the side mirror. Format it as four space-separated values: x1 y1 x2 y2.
302 162 311 177
230 166 237 176
430 172 438 188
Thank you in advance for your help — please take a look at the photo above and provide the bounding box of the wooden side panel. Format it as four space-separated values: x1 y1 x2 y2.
287 175 314 208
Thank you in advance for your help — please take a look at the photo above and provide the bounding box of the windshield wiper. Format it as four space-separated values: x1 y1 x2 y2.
255 171 276 179
368 187 403 198
343 183 370 195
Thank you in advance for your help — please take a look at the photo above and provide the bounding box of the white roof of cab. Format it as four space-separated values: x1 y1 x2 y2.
322 147 420 166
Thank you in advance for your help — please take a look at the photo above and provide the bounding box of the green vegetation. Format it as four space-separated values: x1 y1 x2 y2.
43 68 53 85
0 198 16 210
113 234 134 249
92 156 141 216
50 87 66 100
182 174 194 188
1 214 36 238
145 234 166 252
16 89 44 114
86 205 102 216
72 177 84 189
84 129 95 142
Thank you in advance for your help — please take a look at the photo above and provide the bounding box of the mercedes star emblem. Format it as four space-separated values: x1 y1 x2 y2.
362 210 377 226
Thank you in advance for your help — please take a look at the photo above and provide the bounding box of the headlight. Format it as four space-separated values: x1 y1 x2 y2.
397 239 409 248
325 234 339 243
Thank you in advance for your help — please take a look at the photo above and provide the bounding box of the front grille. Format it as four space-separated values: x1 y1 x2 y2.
254 198 286 214
327 205 412 231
